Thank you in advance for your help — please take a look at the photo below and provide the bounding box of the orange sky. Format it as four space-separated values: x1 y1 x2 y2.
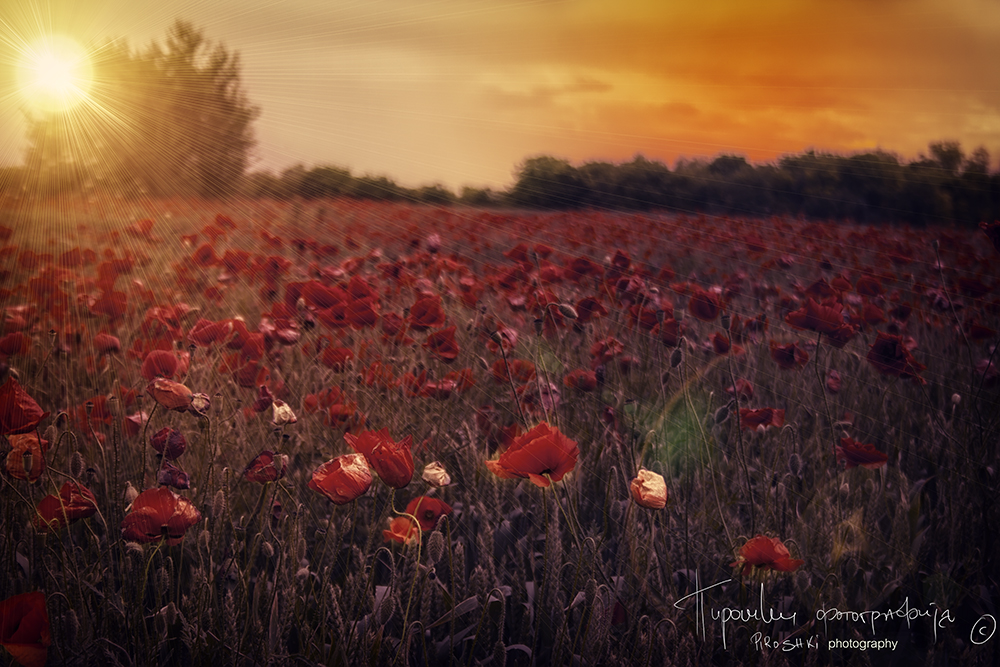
2 0 998 190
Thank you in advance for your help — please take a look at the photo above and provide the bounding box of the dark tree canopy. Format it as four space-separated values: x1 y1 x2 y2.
22 20 258 198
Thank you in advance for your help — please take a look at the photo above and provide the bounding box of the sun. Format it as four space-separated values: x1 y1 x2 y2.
17 35 94 114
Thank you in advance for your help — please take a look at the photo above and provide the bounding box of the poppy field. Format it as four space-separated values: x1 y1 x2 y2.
0 196 998 666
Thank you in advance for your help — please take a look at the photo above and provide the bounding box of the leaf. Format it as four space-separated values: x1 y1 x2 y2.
427 595 479 629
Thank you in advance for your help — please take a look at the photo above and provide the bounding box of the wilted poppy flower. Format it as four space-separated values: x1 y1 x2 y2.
405 496 453 531
422 461 451 487
485 422 579 488
5 433 48 483
383 516 420 545
146 378 194 412
271 400 297 426
345 428 415 489
687 287 721 321
157 459 190 490
150 427 187 460
835 437 888 470
308 452 373 504
730 535 804 577
630 469 667 509
0 590 51 667
0 376 49 436
121 487 201 545
867 332 926 383
244 450 289 483
34 482 98 532
739 408 785 431
769 341 809 370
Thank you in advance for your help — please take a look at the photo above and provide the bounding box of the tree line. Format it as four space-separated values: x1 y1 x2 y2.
5 20 998 227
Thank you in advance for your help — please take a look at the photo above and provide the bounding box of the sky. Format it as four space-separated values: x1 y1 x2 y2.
2 0 999 191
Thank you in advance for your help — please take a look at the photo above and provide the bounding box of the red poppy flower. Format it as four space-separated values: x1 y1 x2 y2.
188 318 234 347
710 332 732 355
423 325 460 362
835 437 888 470
93 333 121 355
0 332 30 357
654 318 683 346
485 422 579 488
785 298 845 335
383 516 420 545
150 427 187 460
405 496 453 531
5 433 48 482
630 468 668 509
866 332 926 383
308 452 373 504
0 377 49 436
739 408 785 431
730 535 804 577
140 349 180 380
492 358 536 385
575 296 608 323
244 450 289 483
146 378 194 412
34 481 98 532
564 369 598 392
0 591 51 667
855 275 883 297
726 378 754 400
345 428 415 489
590 337 624 369
687 287 721 321
121 487 201 545
321 346 354 371
769 341 809 370
408 295 447 331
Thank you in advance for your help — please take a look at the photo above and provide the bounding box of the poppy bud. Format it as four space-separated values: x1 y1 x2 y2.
558 303 578 320
951 393 961 405
670 347 683 368
124 481 139 507
427 530 445 565
713 403 731 425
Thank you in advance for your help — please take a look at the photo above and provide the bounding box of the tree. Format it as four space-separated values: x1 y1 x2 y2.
22 20 258 198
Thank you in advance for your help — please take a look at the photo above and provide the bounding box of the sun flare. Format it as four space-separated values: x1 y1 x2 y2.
17 35 94 113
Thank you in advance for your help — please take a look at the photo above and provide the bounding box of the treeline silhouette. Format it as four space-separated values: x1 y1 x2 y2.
240 142 999 227
503 144 998 226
